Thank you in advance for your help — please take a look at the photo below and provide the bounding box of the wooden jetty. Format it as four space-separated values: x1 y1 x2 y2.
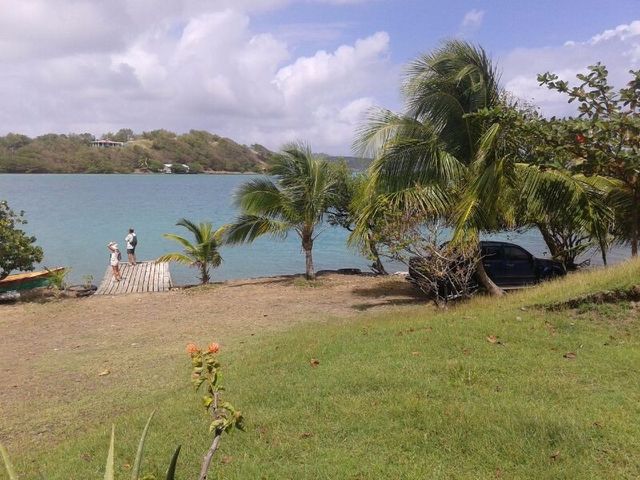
96 261 172 295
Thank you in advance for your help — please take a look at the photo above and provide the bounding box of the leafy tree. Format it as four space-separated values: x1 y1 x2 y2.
356 40 507 295
0 201 44 279
112 128 135 143
224 143 338 280
469 105 614 269
538 65 640 256
170 164 189 174
0 133 31 151
327 162 388 274
357 40 620 295
189 162 204 174
158 219 224 284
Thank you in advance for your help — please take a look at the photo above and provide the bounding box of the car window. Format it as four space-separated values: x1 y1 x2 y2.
504 246 530 261
481 246 501 259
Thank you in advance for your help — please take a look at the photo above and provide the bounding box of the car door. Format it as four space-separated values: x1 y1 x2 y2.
502 245 537 286
480 244 504 284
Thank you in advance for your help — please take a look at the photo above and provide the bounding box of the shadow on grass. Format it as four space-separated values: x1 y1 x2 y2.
350 279 426 311
352 279 421 299
351 298 426 311
224 275 303 288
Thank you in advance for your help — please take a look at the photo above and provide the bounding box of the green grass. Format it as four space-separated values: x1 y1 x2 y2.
4 260 640 479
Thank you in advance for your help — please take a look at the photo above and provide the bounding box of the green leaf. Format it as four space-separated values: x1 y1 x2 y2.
131 411 155 480
104 424 115 480
209 418 225 433
0 443 18 480
165 445 181 480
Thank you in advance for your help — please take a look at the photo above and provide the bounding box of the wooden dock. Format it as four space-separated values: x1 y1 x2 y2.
96 261 172 295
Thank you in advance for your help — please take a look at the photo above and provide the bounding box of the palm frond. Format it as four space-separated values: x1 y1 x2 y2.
161 233 195 250
233 177 289 218
175 218 206 244
156 252 197 266
224 215 292 244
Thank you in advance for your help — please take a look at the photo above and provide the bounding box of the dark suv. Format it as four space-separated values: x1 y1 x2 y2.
477 241 565 288
408 241 565 292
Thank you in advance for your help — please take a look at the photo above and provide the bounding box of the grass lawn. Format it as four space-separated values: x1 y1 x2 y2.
4 260 640 479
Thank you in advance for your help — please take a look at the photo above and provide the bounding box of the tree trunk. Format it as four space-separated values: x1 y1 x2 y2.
537 223 561 259
198 433 222 480
368 236 387 275
302 234 315 280
476 259 504 297
201 265 210 284
632 191 639 257
198 392 221 480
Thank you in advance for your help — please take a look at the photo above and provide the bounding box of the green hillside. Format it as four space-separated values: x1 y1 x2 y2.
0 130 275 174
318 153 371 171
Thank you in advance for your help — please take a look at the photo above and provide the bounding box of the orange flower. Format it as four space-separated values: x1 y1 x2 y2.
186 343 199 354
207 342 220 354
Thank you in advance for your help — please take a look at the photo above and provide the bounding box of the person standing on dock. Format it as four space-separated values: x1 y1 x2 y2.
125 228 137 265
108 242 122 281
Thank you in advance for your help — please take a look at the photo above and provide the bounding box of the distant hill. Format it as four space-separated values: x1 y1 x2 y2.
317 154 371 171
0 129 276 174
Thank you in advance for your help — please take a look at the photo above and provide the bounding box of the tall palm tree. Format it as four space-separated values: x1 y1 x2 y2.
224 144 337 280
356 40 506 295
157 219 223 284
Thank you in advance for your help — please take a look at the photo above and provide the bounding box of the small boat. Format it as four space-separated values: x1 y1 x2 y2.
0 268 65 293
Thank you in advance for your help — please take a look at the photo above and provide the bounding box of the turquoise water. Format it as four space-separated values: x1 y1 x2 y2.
0 174 630 285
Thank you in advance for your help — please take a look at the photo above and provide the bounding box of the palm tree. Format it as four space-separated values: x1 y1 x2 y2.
326 163 388 275
356 40 610 296
224 144 338 280
157 219 223 284
356 40 506 295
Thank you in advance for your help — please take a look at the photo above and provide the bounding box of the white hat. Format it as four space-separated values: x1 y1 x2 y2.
108 241 118 249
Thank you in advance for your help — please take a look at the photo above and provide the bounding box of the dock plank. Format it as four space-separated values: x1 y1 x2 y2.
154 262 161 292
133 262 144 292
159 262 167 291
121 264 134 293
95 261 171 295
135 262 147 293
96 265 112 295
150 261 157 292
164 262 172 290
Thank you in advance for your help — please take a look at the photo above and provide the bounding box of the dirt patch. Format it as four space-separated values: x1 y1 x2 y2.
0 273 423 450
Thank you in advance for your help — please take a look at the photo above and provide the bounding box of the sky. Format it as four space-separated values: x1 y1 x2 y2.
0 0 639 154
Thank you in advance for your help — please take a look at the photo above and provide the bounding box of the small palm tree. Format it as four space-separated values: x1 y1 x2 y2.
157 219 223 284
224 143 338 280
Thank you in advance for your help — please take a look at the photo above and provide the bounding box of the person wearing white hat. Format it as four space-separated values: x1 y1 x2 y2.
107 241 122 281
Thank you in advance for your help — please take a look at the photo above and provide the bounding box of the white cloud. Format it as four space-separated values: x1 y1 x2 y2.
501 20 640 118
460 9 485 31
274 32 389 103
0 2 394 154
589 20 640 44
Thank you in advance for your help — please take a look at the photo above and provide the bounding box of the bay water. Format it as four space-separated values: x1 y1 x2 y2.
0 174 630 286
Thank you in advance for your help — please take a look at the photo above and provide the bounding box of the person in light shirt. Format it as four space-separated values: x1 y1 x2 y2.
107 242 122 281
125 228 137 265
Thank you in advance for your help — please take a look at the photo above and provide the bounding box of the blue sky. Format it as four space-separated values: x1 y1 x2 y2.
0 0 638 154
253 0 640 58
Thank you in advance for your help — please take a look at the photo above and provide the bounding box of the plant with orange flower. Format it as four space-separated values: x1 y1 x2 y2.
187 342 244 480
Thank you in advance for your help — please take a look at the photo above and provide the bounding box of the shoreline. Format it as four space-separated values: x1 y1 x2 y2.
0 170 262 175
175 268 382 289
